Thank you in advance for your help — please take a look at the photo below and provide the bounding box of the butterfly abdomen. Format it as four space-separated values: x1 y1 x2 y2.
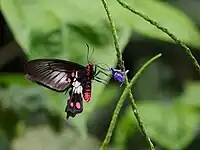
83 82 91 102
82 63 94 102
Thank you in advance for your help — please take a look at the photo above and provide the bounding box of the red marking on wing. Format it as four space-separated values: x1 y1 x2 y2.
83 89 91 102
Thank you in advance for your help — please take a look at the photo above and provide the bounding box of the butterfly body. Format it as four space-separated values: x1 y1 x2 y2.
83 63 94 102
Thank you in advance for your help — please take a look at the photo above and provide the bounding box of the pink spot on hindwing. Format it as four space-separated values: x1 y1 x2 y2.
70 102 74 107
75 102 81 109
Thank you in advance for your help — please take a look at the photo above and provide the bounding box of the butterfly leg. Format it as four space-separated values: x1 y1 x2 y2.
100 70 108 76
95 78 108 87
96 65 108 71
94 65 109 76
97 67 109 76
95 76 107 82
94 70 100 76
95 70 108 77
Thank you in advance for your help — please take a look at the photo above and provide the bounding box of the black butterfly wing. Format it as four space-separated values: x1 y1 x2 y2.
24 59 85 92
65 89 83 119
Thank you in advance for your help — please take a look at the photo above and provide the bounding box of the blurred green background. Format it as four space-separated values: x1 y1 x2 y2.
1 0 200 149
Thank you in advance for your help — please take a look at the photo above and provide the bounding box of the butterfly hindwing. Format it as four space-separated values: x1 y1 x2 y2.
65 89 83 119
24 59 85 92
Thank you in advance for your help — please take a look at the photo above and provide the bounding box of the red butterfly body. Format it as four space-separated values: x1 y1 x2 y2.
83 63 93 102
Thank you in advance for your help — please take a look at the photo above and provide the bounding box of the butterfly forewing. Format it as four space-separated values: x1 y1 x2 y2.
24 59 85 92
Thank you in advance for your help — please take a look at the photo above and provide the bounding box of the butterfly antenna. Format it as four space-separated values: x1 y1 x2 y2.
86 44 95 63
95 76 107 82
96 63 110 70
86 44 90 63
95 79 108 87
89 48 94 61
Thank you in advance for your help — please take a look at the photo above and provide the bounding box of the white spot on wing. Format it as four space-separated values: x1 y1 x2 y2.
49 71 60 79
53 72 66 82
72 80 81 88
59 74 68 83
72 80 83 94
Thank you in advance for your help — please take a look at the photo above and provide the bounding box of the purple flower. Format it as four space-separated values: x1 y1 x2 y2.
109 68 129 83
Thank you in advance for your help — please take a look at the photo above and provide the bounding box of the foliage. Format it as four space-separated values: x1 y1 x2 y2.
1 0 200 149
114 87 200 150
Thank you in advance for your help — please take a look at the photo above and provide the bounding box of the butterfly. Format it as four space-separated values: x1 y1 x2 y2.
24 47 107 119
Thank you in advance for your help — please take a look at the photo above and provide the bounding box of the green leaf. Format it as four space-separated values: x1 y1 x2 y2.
1 0 131 57
179 82 200 107
92 84 119 109
114 0 200 47
0 85 66 135
1 0 131 131
115 101 199 150
133 57 163 100
0 74 32 86
13 125 101 150
0 74 65 114
13 125 116 150
114 106 137 150
0 86 46 111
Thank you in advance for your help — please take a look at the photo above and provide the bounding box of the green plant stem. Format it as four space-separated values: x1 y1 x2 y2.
117 0 200 74
100 54 161 150
100 0 156 149
100 0 123 70
126 54 161 146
